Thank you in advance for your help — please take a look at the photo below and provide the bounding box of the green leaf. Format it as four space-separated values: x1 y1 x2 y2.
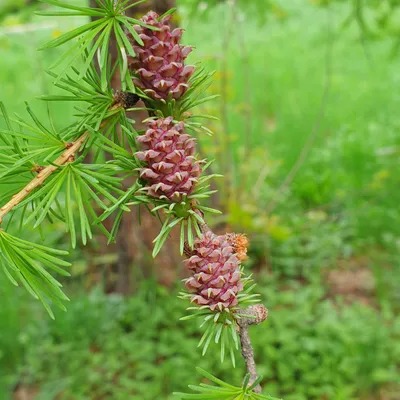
158 7 177 20
196 205 222 215
152 227 171 258
174 368 282 399
37 0 157 83
38 0 106 15
65 169 77 248
187 217 194 248
180 221 185 255
0 231 70 318
118 16 143 47
38 19 105 50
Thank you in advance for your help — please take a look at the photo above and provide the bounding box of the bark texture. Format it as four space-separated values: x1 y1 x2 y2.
238 305 268 393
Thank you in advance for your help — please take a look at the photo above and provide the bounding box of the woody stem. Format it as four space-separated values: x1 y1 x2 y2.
0 132 89 225
238 304 269 393
0 101 128 225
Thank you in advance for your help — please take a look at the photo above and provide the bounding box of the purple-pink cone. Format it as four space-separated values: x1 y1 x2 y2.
136 117 202 202
184 232 244 311
128 11 195 101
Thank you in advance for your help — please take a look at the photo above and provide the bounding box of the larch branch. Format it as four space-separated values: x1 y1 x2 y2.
0 132 89 225
0 99 129 225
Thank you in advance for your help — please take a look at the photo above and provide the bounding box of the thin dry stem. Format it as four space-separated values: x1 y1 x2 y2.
0 101 126 225
238 305 268 393
0 132 89 225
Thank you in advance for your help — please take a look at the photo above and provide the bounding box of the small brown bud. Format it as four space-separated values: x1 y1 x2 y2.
31 165 45 174
239 304 268 326
113 91 140 109
183 242 193 258
182 112 193 119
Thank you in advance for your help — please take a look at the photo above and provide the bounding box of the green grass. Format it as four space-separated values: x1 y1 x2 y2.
0 278 398 400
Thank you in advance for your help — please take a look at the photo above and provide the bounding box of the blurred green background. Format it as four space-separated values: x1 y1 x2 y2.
0 0 399 399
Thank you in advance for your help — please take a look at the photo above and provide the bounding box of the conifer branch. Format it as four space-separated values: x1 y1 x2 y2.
0 132 88 224
0 101 126 225
0 1 272 395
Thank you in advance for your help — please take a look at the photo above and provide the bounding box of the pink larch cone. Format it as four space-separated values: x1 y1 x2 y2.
128 11 195 101
136 117 202 202
184 232 244 311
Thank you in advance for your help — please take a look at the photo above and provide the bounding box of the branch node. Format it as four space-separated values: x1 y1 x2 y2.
240 304 268 326
31 165 45 174
113 91 140 109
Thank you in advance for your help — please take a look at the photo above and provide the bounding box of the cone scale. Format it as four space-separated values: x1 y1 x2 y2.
128 11 195 101
184 232 244 311
136 117 202 202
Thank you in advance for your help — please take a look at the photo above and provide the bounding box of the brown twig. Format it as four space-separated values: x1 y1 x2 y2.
0 100 129 225
0 132 89 225
238 304 269 393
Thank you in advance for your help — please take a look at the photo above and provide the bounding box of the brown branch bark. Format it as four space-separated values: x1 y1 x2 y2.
0 132 88 225
238 304 268 393
0 101 126 225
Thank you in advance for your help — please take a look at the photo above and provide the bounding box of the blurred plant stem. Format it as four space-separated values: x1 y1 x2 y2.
232 1 254 194
265 4 334 215
218 0 257 209
220 0 236 201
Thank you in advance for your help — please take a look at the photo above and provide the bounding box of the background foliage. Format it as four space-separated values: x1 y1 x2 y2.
0 0 399 399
